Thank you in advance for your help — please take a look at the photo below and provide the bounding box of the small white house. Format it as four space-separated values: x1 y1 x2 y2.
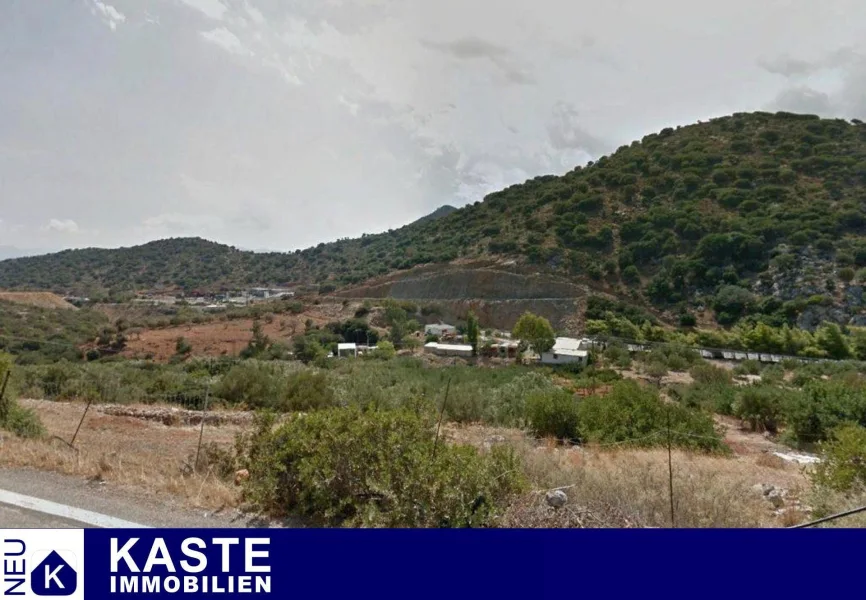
540 337 589 366
424 342 473 358
425 323 458 337
337 343 358 358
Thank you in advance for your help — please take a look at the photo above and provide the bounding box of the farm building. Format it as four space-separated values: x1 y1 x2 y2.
540 337 589 366
424 323 457 337
337 343 358 358
424 342 473 358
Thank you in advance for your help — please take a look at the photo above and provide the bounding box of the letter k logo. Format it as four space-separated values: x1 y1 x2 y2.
31 551 77 596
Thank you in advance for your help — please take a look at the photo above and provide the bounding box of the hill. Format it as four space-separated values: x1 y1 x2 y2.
408 205 458 227
0 292 76 310
2 111 866 328
0 299 108 362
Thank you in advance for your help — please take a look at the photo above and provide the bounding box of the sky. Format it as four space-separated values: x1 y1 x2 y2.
1 0 866 256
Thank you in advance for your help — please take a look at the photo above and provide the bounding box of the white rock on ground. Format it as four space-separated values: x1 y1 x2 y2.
545 490 568 508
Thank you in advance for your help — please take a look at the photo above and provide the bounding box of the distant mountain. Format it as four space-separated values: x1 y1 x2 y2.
3 112 866 327
408 205 458 227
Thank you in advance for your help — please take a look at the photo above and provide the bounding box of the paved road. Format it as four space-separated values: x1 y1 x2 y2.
0 501 90 528
0 467 296 528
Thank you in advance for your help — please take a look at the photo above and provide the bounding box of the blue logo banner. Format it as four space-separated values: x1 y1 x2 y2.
68 529 865 599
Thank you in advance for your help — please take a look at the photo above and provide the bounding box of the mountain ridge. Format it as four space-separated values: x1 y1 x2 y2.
3 111 866 328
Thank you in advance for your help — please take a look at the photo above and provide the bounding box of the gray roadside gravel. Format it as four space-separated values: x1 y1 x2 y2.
0 467 301 529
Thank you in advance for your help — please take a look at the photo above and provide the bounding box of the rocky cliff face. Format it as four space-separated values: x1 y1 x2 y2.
753 246 866 330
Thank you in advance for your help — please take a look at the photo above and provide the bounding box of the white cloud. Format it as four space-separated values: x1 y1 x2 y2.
44 219 80 234
88 1 126 31
178 0 226 21
200 27 253 57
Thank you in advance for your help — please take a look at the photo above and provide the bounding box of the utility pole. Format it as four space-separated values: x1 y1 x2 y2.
667 405 675 528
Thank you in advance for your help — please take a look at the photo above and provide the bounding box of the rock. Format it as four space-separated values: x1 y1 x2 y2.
766 491 784 508
234 469 250 486
545 490 568 508
752 483 775 496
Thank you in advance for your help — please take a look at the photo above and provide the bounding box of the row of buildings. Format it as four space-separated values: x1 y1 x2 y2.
132 288 295 309
422 320 594 366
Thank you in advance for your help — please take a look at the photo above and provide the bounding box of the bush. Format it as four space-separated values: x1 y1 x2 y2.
0 353 45 438
213 362 288 409
485 372 556 427
689 362 732 385
812 424 866 491
672 382 737 415
643 344 700 371
734 360 762 376
526 389 580 441
732 385 785 432
578 381 725 452
237 407 526 527
785 380 866 444
368 340 396 360
284 371 336 412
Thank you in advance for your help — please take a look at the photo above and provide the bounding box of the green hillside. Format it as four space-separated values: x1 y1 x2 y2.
2 111 866 327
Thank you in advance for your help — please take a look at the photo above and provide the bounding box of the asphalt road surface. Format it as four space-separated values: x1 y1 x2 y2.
0 467 295 528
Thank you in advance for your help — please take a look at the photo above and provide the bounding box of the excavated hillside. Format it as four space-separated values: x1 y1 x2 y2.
336 262 607 332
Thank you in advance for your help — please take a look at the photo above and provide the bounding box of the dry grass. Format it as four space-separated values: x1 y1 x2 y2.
2 399 242 510
804 487 866 528
5 399 821 527
499 438 811 528
0 292 75 310
755 453 787 469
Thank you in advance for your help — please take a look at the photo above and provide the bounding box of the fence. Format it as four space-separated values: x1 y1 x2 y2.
7 373 232 475
588 333 848 365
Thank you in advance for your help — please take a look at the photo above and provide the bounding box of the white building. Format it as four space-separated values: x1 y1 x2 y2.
424 323 457 337
337 343 358 358
540 337 589 366
424 342 473 358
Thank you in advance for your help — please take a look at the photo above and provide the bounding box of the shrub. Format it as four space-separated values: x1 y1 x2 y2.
237 407 526 527
644 344 700 370
284 371 336 412
811 424 866 492
526 388 580 441
213 362 288 409
673 382 737 415
175 337 192 356
732 385 785 433
0 353 45 438
369 340 396 360
734 360 762 376
578 381 725 452
485 372 555 427
785 380 866 444
689 362 732 385
679 312 697 327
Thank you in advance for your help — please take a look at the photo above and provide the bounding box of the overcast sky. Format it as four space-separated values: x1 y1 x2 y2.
1 0 865 255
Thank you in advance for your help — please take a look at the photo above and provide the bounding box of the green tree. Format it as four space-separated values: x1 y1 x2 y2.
466 311 480 356
372 340 396 359
812 424 866 491
175 336 192 356
815 322 851 360
293 336 327 364
241 319 271 359
512 312 556 355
